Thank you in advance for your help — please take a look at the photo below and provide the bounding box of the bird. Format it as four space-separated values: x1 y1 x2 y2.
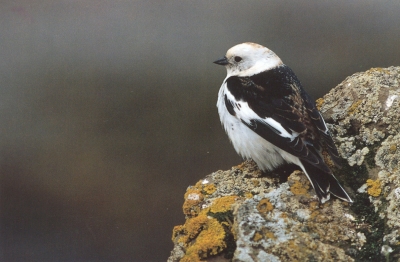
214 42 352 203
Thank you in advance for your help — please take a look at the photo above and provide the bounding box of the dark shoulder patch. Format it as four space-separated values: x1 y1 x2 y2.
225 65 304 120
226 65 302 103
249 65 301 97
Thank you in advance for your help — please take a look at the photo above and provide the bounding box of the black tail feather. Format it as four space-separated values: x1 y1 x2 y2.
300 160 352 203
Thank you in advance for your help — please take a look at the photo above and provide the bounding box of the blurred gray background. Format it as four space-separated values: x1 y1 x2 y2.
1 1 399 261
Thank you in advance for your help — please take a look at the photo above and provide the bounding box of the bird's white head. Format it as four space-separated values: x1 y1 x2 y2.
214 42 283 77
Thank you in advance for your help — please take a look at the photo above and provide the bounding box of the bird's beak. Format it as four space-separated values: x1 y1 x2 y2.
213 56 229 66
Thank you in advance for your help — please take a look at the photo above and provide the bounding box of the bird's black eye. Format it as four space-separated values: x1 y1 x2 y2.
234 56 242 62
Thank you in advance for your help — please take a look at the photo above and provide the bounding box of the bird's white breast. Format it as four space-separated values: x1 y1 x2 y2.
217 83 300 171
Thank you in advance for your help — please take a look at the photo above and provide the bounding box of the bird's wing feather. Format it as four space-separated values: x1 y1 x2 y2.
225 65 337 171
300 89 342 167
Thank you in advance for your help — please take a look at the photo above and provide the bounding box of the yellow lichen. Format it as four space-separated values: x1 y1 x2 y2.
244 192 253 199
366 179 382 197
181 217 226 262
176 204 230 262
174 182 238 261
172 225 184 241
193 180 204 189
288 171 311 196
347 100 362 114
180 195 237 260
389 144 397 153
257 198 274 213
209 195 237 213
310 210 320 221
290 180 310 195
252 231 263 242
264 229 276 240
309 201 320 211
179 213 209 243
203 183 217 195
315 98 324 110
234 162 246 170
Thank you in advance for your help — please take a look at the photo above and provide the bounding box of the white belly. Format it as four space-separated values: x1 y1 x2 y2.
217 85 300 171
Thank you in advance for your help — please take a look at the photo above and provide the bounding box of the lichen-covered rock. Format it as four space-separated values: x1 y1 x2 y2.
168 161 279 262
234 171 358 262
169 67 400 262
318 66 400 261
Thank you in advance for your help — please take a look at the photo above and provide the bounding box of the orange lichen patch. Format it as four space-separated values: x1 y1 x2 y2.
181 217 226 262
172 225 184 241
264 229 276 240
183 188 204 216
252 229 276 242
209 195 238 213
347 100 362 115
309 201 320 211
315 98 324 110
180 213 209 243
244 192 253 199
175 194 239 261
389 144 397 153
366 179 382 197
310 210 320 221
288 171 311 197
257 198 274 213
202 183 217 195
234 162 246 170
290 180 310 196
252 231 263 242
196 218 226 257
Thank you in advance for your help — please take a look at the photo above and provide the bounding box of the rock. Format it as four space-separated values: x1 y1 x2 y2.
168 67 400 262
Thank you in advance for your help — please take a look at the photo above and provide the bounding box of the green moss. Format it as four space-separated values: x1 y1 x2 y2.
221 222 236 259
336 162 369 191
364 144 380 168
350 194 385 262
207 210 233 224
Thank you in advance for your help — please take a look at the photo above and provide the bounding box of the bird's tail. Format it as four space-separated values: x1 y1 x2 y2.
299 160 353 203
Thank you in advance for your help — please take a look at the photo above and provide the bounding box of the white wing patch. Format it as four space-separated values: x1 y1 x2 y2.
224 88 299 141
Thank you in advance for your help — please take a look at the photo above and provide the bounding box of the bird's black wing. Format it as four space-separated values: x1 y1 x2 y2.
225 65 335 172
299 89 342 167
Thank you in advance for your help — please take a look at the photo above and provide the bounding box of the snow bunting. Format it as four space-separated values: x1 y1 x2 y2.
214 42 352 203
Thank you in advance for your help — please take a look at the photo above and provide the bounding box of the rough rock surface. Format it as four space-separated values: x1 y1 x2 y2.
168 67 400 262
